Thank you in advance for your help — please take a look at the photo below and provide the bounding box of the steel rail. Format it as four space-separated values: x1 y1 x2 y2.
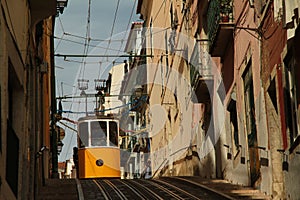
103 179 128 199
93 179 111 200
152 179 200 200
138 179 183 200
170 177 236 200
114 179 147 200
125 179 164 200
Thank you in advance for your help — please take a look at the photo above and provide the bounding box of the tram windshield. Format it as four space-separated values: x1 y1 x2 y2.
78 122 88 147
78 119 119 147
109 121 118 146
91 121 107 146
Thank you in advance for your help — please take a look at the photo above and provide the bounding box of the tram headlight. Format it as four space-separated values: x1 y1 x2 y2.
96 159 104 167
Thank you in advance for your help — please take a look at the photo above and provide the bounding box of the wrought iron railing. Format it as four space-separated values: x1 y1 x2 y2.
190 42 213 87
207 0 233 47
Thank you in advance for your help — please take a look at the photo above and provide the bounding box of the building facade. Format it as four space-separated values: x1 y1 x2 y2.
132 0 300 199
0 0 58 199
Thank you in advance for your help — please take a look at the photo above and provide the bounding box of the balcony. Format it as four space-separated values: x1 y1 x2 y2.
29 0 68 24
207 0 234 57
189 40 213 89
29 0 56 24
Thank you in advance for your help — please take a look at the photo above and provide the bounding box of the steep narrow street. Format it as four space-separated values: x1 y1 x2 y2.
1 0 300 199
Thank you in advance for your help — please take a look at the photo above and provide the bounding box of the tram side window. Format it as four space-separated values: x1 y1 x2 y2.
109 121 118 146
91 121 107 146
79 122 89 147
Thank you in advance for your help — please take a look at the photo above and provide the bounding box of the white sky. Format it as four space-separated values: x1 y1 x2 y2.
54 0 140 161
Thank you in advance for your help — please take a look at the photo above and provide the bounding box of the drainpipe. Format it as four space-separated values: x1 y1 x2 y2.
50 15 59 179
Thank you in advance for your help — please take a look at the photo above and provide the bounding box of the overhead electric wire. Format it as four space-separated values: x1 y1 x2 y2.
57 95 146 115
63 58 104 65
117 0 137 55
64 32 125 42
79 0 92 79
98 0 121 79
55 1 142 161
55 16 66 52
61 0 94 161
52 34 124 52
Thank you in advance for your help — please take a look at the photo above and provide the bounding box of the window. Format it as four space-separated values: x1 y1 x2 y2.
109 121 118 146
228 96 239 153
6 121 19 198
91 121 107 146
6 60 21 197
170 4 174 28
284 52 299 144
78 122 88 147
243 59 257 147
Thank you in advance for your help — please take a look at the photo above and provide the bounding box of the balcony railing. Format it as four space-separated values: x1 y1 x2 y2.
207 0 234 56
189 41 213 88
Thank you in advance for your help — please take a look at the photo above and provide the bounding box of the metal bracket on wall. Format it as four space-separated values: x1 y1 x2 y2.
277 149 289 171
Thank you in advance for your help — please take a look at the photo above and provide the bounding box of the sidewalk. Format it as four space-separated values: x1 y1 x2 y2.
37 179 78 200
181 176 271 199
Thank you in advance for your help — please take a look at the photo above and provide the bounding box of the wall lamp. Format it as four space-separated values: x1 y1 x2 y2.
57 0 68 15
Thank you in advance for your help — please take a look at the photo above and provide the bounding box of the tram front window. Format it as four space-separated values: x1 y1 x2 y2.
79 122 88 147
109 121 118 146
91 121 107 146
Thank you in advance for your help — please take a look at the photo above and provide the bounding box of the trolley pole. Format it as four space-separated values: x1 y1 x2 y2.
85 94 88 116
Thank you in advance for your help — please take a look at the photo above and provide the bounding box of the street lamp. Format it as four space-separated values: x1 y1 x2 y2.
94 79 106 91
57 0 68 14
78 79 89 96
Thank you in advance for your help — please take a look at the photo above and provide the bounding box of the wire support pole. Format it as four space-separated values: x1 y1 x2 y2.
54 54 153 58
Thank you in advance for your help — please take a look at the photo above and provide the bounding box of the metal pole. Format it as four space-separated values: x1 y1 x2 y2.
54 53 153 58
85 95 88 116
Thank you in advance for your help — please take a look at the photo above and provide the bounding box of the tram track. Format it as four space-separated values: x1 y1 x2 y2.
156 177 234 200
80 177 235 199
136 179 196 199
151 179 202 199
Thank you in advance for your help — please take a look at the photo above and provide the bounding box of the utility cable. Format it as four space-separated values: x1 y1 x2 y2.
55 16 66 52
64 32 125 42
98 0 121 79
52 34 124 52
118 0 137 53
79 0 92 80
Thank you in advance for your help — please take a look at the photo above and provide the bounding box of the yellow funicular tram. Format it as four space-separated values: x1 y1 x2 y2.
76 115 121 178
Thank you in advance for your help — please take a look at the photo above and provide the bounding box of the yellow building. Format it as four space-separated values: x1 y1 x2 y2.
136 0 225 178
136 0 300 199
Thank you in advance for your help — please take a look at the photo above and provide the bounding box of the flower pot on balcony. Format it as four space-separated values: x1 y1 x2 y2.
222 15 229 22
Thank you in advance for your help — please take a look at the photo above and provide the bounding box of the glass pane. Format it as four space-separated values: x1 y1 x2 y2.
79 122 88 147
109 121 118 146
91 121 107 146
